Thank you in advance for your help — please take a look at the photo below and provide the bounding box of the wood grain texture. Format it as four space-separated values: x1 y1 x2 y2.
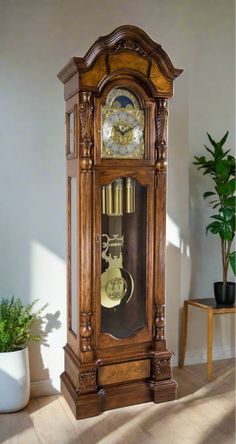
98 360 151 385
57 25 183 95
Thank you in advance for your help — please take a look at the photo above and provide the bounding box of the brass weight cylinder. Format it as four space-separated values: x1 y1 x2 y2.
102 186 106 214
105 183 113 215
113 178 123 216
102 177 135 216
126 178 135 213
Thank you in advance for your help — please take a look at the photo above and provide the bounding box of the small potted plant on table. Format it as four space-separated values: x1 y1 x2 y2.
193 132 235 305
0 296 46 412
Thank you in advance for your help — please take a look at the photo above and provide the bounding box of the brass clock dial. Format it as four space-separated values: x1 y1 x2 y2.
101 88 145 159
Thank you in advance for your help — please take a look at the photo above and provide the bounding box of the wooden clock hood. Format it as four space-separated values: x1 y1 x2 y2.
57 24 183 98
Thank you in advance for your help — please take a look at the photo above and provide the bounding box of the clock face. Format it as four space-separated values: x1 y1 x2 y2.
101 88 145 159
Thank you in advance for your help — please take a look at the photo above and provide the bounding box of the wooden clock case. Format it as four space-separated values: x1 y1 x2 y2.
57 25 183 419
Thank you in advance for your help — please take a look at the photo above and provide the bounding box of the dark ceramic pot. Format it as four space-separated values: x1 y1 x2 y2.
214 282 235 305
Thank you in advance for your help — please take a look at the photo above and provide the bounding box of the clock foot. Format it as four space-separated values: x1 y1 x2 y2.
61 372 103 419
150 379 178 403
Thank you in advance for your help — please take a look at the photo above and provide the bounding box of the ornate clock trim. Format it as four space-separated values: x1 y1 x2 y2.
79 312 93 352
154 304 165 341
79 91 94 171
57 25 183 86
152 356 171 381
156 98 168 173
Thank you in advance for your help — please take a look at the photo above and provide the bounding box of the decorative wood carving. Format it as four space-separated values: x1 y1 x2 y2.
57 25 183 97
156 98 168 173
79 92 93 171
109 38 149 58
152 356 171 381
154 304 165 340
80 312 93 352
79 92 93 143
156 98 168 146
78 368 97 393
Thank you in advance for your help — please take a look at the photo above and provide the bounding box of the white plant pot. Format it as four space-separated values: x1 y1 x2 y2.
0 347 30 412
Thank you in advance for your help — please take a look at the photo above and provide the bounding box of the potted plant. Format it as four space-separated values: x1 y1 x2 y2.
193 131 235 305
0 296 46 412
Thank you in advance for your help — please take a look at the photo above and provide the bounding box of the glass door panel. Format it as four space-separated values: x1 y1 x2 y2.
100 177 147 339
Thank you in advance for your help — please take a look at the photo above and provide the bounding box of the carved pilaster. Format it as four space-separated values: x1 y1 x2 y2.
80 312 93 352
79 91 93 171
152 356 171 382
155 98 168 173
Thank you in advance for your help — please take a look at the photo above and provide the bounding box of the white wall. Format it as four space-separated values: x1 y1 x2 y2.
0 0 235 392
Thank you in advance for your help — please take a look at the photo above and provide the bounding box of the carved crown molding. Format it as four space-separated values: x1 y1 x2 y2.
57 25 183 84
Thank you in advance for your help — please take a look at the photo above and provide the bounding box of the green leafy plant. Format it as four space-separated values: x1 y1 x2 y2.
0 296 47 352
193 132 236 285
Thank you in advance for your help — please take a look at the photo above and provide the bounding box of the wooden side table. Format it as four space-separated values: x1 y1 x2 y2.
179 298 236 381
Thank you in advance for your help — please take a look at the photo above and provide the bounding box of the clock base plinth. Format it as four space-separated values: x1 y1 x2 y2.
150 379 177 404
61 372 103 419
61 371 177 420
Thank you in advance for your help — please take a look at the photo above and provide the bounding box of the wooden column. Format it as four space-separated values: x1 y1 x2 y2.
151 98 175 399
77 92 98 393
154 98 168 352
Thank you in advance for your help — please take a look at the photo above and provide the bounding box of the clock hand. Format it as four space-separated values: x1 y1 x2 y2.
122 123 140 134
113 125 123 135
114 124 129 135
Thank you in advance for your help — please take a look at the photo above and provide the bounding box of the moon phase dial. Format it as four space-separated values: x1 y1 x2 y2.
101 88 145 159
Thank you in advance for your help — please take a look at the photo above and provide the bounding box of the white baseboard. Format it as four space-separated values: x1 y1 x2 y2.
172 345 236 367
30 379 59 398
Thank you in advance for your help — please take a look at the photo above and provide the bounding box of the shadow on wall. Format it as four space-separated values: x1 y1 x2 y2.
28 310 62 395
29 241 66 391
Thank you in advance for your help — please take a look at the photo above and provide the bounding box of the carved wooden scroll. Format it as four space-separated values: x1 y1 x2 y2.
155 98 168 173
79 92 93 171
109 39 149 58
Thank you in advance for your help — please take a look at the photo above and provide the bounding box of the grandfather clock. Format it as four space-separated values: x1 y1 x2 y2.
57 25 183 419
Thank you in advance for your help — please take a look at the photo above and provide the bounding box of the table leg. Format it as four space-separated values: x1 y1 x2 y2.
179 301 188 367
207 309 214 381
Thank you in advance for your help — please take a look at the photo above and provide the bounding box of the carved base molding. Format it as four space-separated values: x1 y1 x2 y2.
61 372 177 420
62 344 177 419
